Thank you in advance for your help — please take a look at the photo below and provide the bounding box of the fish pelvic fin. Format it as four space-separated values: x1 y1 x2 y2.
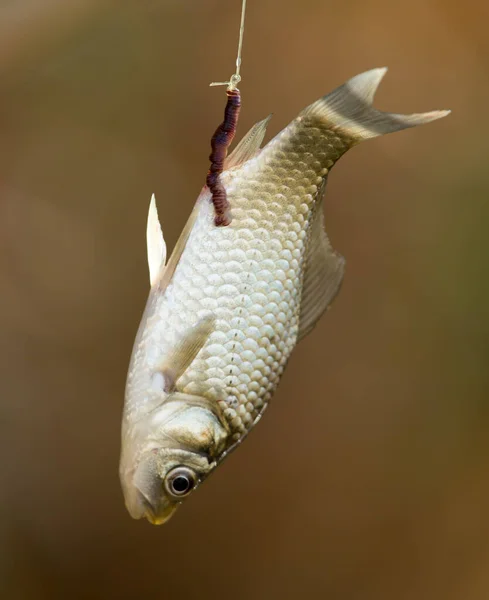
156 315 216 392
300 68 450 142
224 114 272 170
147 194 167 287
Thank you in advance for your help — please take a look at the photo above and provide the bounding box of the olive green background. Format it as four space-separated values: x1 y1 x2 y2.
1 1 488 598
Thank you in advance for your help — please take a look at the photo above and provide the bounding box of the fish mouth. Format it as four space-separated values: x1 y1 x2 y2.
124 488 177 525
143 501 177 526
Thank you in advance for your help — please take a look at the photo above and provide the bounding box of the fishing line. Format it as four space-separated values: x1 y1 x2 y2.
210 0 247 91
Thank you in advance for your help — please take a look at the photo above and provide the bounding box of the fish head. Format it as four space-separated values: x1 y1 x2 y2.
120 396 229 525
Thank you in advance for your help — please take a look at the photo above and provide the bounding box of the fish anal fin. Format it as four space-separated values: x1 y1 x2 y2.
147 194 167 287
298 194 345 342
156 315 216 391
224 114 272 170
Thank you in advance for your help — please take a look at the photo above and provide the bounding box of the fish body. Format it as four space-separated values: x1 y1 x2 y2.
120 68 449 524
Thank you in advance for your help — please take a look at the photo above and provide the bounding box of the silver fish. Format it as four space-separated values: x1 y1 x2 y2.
120 68 449 524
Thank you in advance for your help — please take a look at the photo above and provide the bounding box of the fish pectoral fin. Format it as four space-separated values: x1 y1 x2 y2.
224 114 272 170
157 315 216 391
147 194 167 287
298 186 345 342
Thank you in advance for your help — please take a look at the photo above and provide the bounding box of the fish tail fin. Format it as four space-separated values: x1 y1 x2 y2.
301 68 450 142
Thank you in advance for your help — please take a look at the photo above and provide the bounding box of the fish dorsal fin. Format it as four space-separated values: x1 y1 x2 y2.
156 315 216 392
224 115 272 170
146 194 167 287
298 182 346 342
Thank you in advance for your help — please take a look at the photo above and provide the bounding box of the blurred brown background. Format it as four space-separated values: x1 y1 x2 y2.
0 0 488 598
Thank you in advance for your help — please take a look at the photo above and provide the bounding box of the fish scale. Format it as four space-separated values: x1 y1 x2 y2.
138 120 342 439
120 68 449 524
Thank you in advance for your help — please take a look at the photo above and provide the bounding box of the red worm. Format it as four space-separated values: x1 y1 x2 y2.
206 88 241 226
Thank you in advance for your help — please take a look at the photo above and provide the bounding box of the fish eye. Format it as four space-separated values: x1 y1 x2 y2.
164 467 197 499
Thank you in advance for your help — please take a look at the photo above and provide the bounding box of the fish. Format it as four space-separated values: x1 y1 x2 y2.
119 67 449 524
